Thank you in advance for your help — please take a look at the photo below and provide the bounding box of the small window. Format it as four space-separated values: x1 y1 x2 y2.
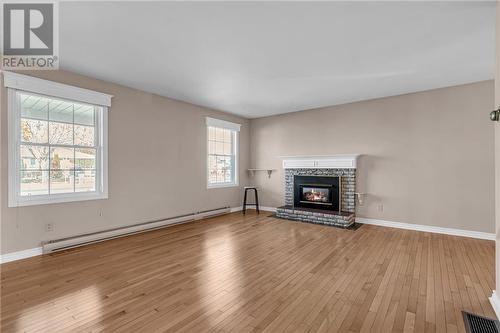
5 72 111 206
206 117 240 188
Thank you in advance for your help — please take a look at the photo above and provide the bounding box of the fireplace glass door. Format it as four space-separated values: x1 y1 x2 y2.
299 185 333 206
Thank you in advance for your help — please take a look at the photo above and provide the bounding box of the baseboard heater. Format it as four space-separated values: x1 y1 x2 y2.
42 206 231 253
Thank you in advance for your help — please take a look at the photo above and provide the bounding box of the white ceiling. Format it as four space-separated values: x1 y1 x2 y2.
60 1 496 118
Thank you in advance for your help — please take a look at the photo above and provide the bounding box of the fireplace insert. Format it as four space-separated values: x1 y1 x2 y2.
293 175 341 211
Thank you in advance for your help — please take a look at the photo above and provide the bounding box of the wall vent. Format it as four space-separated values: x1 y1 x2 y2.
462 311 500 333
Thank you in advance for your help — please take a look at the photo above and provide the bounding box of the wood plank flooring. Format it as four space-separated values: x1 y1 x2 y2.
1 211 495 332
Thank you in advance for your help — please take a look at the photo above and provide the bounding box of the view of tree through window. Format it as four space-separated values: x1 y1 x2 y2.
207 126 236 186
19 93 98 196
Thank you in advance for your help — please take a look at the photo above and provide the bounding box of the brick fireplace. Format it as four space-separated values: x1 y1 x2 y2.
275 155 358 228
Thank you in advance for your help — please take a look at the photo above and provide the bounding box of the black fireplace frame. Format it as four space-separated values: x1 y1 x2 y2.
293 175 341 211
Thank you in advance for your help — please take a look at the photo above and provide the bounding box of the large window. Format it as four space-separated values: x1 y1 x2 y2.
6 72 111 206
206 117 240 188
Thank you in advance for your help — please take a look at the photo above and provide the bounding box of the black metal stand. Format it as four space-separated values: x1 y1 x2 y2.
243 187 259 214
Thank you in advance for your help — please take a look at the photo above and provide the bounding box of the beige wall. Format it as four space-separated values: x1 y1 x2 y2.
0 71 495 255
249 81 495 233
0 70 250 254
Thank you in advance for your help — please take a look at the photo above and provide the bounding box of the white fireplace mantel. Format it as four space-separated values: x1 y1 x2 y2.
280 154 360 169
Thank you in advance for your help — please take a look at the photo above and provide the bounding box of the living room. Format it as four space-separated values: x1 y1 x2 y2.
1 1 500 332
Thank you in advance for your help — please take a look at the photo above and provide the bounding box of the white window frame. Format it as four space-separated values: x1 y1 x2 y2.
206 117 240 189
4 71 112 207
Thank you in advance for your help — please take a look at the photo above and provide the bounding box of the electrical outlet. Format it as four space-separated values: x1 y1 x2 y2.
377 204 384 212
45 223 54 232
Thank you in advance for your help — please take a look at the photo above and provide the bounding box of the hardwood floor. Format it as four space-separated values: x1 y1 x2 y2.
1 211 495 332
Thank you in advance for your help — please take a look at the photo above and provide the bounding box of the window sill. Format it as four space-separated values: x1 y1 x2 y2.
207 183 239 189
8 192 108 207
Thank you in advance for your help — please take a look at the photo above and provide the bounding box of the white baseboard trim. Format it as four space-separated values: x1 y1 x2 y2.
3 207 236 263
238 206 494 240
260 206 277 212
356 217 495 240
1 247 43 264
490 291 500 319
3 210 492 264
230 206 276 213
230 206 243 213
